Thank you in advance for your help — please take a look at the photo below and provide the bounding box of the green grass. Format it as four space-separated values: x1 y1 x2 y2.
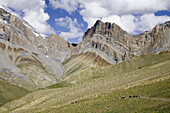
0 80 28 106
41 53 170 113
42 78 170 113
66 64 83 76
47 81 72 89
1 53 170 112
106 53 170 76
62 53 170 85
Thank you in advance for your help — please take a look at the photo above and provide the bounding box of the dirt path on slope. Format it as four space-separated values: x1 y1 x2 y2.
141 96 170 102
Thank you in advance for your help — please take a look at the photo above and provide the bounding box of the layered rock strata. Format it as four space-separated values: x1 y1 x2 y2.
0 7 72 90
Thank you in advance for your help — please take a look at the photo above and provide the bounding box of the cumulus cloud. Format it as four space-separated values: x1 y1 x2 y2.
97 0 170 15
2 0 169 40
55 16 84 40
0 0 7 6
101 15 137 34
49 0 79 14
23 9 55 34
79 1 109 18
50 0 170 35
100 14 170 34
0 0 55 34
136 13 170 32
50 0 170 16
3 0 45 11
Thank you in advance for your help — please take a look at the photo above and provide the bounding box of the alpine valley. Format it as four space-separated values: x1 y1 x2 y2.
0 6 170 113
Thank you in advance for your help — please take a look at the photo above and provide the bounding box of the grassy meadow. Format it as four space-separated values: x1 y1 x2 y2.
0 80 28 106
0 53 170 112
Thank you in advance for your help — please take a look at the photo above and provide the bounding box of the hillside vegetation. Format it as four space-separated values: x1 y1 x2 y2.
0 80 28 106
44 78 170 113
62 53 170 85
0 53 170 112
62 51 111 77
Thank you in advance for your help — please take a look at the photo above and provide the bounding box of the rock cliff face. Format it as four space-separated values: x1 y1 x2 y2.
0 5 169 89
0 7 71 90
72 20 138 64
134 21 170 54
63 20 170 75
63 20 138 76
71 20 170 63
36 33 73 62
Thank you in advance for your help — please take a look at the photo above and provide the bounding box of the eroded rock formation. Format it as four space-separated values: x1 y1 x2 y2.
63 20 170 76
0 5 169 89
134 21 170 54
0 7 72 90
70 20 170 64
71 20 138 65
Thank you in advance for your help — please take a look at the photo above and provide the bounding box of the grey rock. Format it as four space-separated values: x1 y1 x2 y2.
0 6 170 91
0 7 68 90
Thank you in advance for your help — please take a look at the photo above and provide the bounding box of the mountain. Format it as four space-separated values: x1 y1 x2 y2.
63 20 170 76
62 20 137 76
0 5 170 112
0 5 170 90
72 20 137 64
134 21 170 54
0 7 72 90
1 52 170 112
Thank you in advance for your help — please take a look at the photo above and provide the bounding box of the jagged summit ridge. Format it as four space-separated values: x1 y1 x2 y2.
72 20 138 64
63 20 170 75
134 20 170 54
73 20 170 60
0 5 169 90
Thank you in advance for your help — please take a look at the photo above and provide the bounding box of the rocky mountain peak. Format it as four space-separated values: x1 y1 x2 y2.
94 20 103 28
134 21 170 54
0 7 66 90
71 20 137 65
70 20 170 68
161 21 170 27
47 33 72 49
82 20 135 45
0 6 170 91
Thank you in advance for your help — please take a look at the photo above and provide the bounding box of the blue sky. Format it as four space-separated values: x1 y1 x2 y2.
0 0 170 43
44 0 88 43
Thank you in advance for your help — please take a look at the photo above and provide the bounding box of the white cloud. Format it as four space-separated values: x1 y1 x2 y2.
50 0 170 16
101 15 137 34
2 0 169 40
3 0 46 11
82 17 99 28
0 0 55 34
23 9 55 34
98 0 170 15
79 1 109 18
49 0 79 14
100 14 170 34
83 15 137 34
55 16 84 40
136 13 170 32
50 0 170 35
0 0 7 6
